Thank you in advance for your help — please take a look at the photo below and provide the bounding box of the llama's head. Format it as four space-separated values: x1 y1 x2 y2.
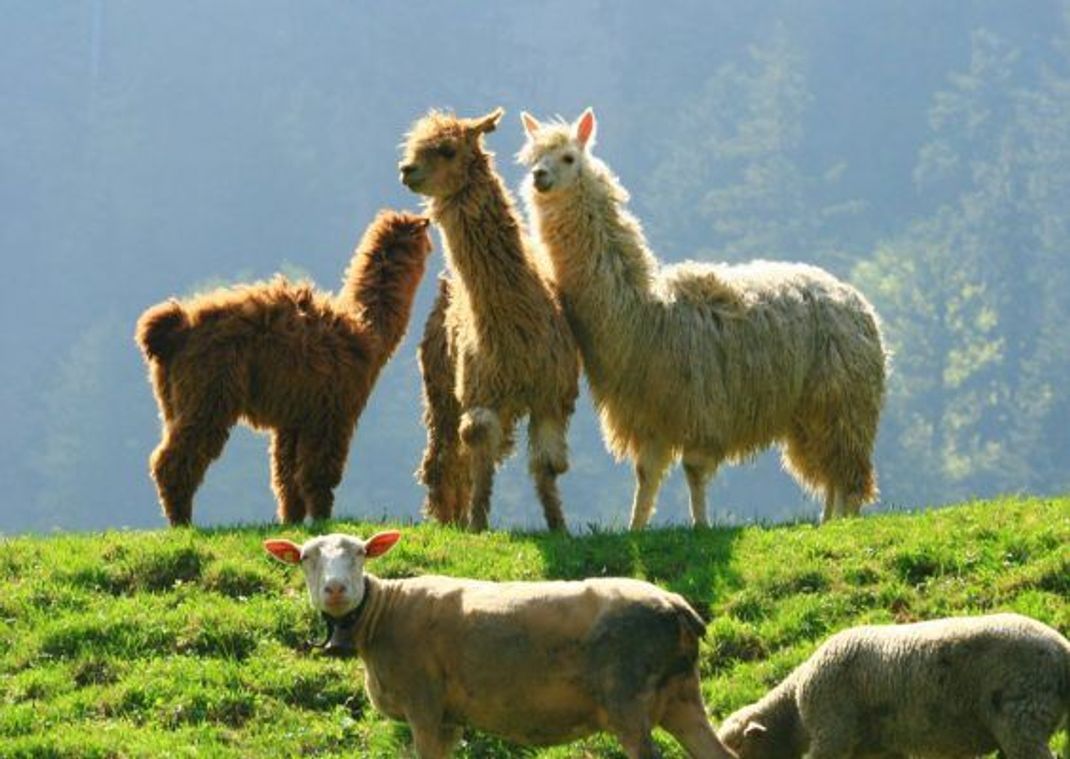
364 210 434 262
263 531 401 618
517 108 597 195
399 108 504 199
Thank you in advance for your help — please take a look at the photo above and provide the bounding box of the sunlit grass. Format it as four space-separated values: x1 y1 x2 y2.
0 496 1067 756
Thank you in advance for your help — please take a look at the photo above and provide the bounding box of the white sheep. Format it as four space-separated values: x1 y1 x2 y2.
718 613 1070 758
264 531 737 759
519 108 888 527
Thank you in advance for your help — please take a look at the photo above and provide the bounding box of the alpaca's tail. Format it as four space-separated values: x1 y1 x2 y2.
135 300 190 362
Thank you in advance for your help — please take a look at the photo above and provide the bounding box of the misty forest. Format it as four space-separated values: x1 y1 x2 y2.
4 1 1069 534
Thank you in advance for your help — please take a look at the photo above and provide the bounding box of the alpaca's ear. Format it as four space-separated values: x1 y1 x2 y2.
364 530 401 559
415 217 431 230
574 107 597 149
473 107 504 135
264 539 302 565
521 111 542 138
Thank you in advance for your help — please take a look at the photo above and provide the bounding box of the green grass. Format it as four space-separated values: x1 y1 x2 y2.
1 496 1067 757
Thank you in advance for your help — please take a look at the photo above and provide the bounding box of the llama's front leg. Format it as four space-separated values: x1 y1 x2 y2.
528 414 569 532
150 422 232 526
821 486 846 523
629 442 673 530
296 424 354 521
682 450 719 528
460 407 504 532
269 429 305 523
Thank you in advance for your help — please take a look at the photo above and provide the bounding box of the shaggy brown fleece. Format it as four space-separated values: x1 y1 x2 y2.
135 210 432 526
400 108 579 532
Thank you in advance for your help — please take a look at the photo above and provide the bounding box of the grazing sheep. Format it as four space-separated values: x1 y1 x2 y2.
263 531 737 759
135 211 432 526
400 108 579 532
519 108 887 527
718 613 1070 758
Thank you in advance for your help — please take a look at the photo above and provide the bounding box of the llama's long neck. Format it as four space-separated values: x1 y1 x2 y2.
529 165 659 356
429 157 545 319
337 239 427 359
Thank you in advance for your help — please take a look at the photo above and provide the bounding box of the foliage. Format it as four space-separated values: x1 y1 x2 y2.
0 497 1067 756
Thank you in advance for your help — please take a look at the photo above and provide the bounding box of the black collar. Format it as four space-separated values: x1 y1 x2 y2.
309 577 370 653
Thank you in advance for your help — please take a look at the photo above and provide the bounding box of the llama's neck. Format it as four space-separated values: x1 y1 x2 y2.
337 241 427 358
530 166 659 346
429 157 544 315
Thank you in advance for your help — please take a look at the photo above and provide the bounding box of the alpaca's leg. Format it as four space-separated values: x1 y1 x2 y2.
270 429 304 523
296 424 353 521
416 282 470 526
681 450 719 528
629 442 673 530
150 422 232 526
459 407 504 533
528 414 569 532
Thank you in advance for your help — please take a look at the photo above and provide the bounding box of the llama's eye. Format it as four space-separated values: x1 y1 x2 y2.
437 144 456 159
562 154 575 165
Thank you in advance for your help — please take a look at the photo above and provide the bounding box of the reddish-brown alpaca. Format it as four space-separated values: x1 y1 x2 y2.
135 210 432 526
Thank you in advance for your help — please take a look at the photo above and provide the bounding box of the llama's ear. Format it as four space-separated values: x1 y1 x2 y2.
364 530 401 559
521 111 542 138
415 216 431 230
574 107 597 149
263 539 302 565
473 107 504 135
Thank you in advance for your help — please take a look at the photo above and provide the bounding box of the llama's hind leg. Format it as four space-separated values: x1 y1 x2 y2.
528 414 569 532
270 429 305 523
296 424 353 521
682 449 719 528
150 422 232 526
460 407 505 533
416 281 470 526
629 441 673 530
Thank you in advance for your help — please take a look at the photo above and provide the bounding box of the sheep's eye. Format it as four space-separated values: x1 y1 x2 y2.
562 154 575 165
437 144 456 159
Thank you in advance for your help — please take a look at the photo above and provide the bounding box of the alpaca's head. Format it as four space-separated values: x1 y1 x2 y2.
517 108 597 196
399 108 503 199
362 210 433 263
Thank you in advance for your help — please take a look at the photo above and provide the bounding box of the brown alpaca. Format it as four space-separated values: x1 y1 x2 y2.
135 210 433 526
400 109 580 532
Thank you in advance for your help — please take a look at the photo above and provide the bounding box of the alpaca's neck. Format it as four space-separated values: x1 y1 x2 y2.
337 243 427 358
430 157 543 315
531 166 658 343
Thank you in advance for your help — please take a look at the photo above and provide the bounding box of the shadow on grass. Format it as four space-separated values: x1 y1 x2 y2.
515 525 745 619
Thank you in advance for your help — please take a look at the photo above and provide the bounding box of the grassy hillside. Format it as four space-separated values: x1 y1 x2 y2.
1 496 1067 757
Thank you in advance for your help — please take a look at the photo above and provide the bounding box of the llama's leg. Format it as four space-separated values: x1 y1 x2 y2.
296 423 354 521
269 429 305 524
150 421 232 526
681 450 719 528
528 414 570 532
416 281 470 526
459 407 504 533
629 441 673 530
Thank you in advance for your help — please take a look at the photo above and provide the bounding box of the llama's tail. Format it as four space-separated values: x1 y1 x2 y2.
135 300 190 362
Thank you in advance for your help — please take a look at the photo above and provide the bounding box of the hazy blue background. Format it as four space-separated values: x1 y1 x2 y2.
4 1 1069 533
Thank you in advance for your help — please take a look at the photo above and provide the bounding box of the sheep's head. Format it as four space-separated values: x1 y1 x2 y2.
264 531 400 619
718 705 803 759
517 107 596 195
399 108 503 198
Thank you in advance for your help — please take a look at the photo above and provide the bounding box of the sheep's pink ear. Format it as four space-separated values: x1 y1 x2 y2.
364 530 401 559
574 107 596 149
263 539 302 565
521 111 542 138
